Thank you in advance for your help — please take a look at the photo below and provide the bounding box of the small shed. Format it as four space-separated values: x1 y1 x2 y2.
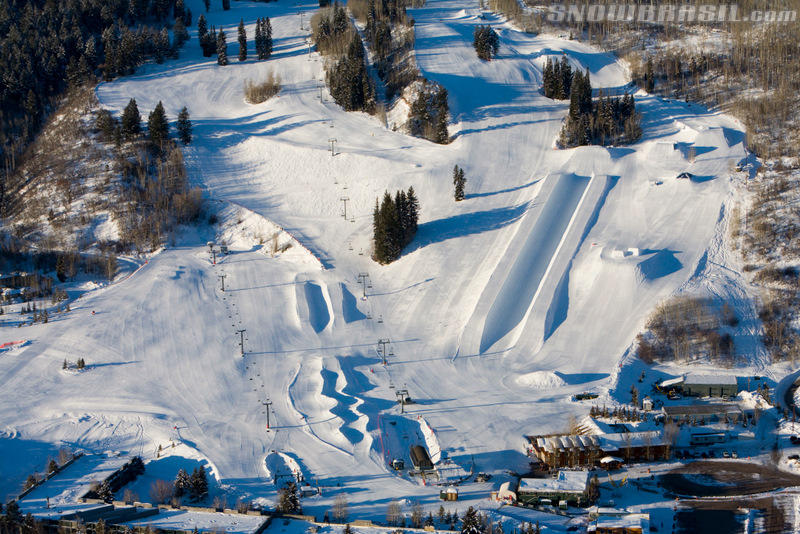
439 487 458 501
641 397 653 411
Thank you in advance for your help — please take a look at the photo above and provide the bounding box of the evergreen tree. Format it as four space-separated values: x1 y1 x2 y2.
177 107 192 144
148 101 169 147
97 481 113 502
278 481 301 513
155 27 170 64
645 56 655 92
48 459 58 473
264 18 273 59
174 0 186 23
238 19 247 62
453 165 466 201
204 0 210 11
174 468 191 497
189 467 208 501
327 33 374 112
558 55 572 99
121 98 141 139
473 25 499 60
222 0 231 10
217 28 228 65
461 507 481 534
434 87 449 144
174 19 190 49
333 2 348 35
198 14 208 41
405 186 419 237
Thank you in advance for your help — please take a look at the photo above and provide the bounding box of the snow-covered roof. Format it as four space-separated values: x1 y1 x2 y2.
599 456 624 464
659 376 684 388
599 431 666 451
662 403 742 417
684 374 737 385
519 471 589 494
589 513 649 532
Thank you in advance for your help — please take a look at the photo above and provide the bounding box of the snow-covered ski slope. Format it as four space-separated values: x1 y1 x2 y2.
0 0 748 517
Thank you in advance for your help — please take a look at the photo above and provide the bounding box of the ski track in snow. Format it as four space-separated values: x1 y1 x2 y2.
0 0 762 520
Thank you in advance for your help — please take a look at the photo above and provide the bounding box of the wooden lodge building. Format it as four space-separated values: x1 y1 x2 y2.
525 431 668 468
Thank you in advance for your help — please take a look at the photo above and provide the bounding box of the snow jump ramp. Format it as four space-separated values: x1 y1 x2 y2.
461 173 612 355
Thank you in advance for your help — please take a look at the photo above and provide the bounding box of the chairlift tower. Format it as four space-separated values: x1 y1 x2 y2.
340 197 350 220
396 389 409 413
328 138 337 157
262 399 273 430
357 273 371 299
378 339 390 365
236 329 246 355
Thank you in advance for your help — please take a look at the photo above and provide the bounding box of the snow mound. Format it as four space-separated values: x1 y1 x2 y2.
516 371 566 389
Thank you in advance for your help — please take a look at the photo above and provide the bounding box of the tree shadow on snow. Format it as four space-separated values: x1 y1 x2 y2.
465 179 540 199
405 203 528 254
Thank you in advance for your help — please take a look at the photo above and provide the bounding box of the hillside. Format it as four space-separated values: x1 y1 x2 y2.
0 0 762 524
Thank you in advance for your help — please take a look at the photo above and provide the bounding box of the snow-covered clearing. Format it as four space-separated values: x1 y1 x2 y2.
0 0 760 527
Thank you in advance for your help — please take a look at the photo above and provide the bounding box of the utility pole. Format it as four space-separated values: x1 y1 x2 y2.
357 273 370 299
378 339 390 365
340 197 350 220
328 137 337 157
218 273 226 292
262 399 273 430
236 329 246 355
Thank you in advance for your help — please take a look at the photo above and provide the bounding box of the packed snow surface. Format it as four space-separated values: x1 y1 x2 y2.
0 0 751 521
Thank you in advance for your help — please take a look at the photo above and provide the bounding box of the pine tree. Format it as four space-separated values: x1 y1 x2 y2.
177 107 192 144
203 0 210 11
198 14 208 42
434 87 449 144
153 27 168 64
97 481 113 502
645 57 655 92
216 28 228 65
189 467 208 501
238 19 247 62
222 0 230 10
121 98 141 138
174 468 191 497
62 358 68 370
405 186 419 237
264 18 273 59
48 459 58 473
333 2 348 35
453 165 466 201
461 507 481 534
278 481 301 513
173 18 189 48
148 101 169 147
